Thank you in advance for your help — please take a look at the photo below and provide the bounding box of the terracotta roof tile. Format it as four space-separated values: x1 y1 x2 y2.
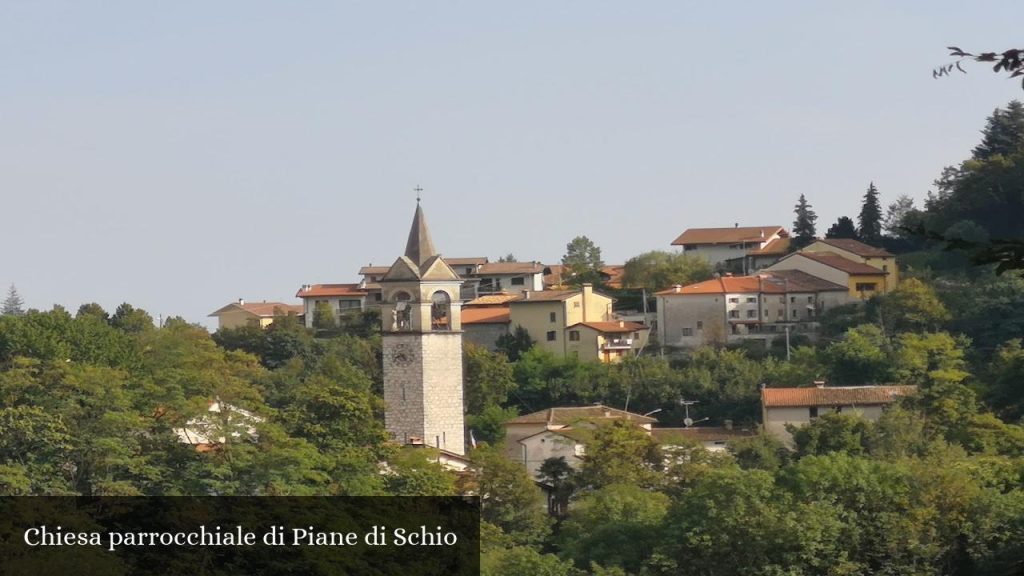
792 252 888 275
445 257 489 266
465 294 520 306
758 270 848 292
478 262 545 275
462 308 511 325
505 405 658 425
511 290 578 302
651 426 755 444
570 321 648 333
358 266 390 275
814 238 893 258
672 226 787 246
209 302 303 318
296 284 367 298
747 237 792 256
761 385 916 408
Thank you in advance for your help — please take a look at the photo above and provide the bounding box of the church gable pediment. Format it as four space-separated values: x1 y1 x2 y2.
420 255 461 281
382 256 422 281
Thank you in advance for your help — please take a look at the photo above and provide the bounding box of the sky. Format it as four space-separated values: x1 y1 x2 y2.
1 1 1021 328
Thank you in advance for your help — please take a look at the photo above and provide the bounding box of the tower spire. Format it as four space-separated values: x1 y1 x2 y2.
404 197 437 267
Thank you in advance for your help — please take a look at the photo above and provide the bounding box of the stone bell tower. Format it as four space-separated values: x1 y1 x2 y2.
379 200 465 455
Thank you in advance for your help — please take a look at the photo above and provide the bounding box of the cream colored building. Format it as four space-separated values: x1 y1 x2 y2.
295 284 369 328
509 284 640 360
671 225 788 268
761 385 916 445
565 320 649 363
208 300 303 330
801 238 900 291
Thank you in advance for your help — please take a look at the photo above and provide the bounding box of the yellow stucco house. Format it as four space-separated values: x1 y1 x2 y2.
765 238 898 300
802 238 899 290
208 300 304 330
508 284 649 362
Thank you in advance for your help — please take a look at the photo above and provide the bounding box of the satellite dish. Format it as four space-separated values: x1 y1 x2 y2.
683 417 693 427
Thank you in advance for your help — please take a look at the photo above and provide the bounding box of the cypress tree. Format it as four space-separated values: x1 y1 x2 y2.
857 182 883 244
826 216 858 240
973 100 1024 160
1 284 24 316
791 194 818 250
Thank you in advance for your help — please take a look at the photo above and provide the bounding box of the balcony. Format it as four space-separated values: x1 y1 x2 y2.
603 338 634 350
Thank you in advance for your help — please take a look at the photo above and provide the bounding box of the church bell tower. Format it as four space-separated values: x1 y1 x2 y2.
380 200 466 455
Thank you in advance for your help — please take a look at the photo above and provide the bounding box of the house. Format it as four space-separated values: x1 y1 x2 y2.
655 270 849 349
565 320 650 363
599 265 626 289
765 251 892 300
208 300 304 330
651 423 755 452
671 226 789 268
461 294 516 350
744 236 793 272
761 384 916 444
295 283 369 328
503 405 658 476
360 257 488 301
474 261 546 295
509 284 647 362
801 238 899 291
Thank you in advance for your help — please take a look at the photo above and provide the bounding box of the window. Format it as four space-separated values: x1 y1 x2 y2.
855 282 878 292
747 310 757 318
729 310 740 318
696 321 703 329
569 330 580 341
792 309 798 318
882 265 889 273
807 296 813 303
374 293 382 302
511 277 525 286
682 328 693 336
546 331 556 341
809 407 819 419
778 309 784 318
790 296 796 303
779 296 785 303
746 297 756 303
549 312 557 323
633 332 640 339
728 297 740 303
573 301 581 308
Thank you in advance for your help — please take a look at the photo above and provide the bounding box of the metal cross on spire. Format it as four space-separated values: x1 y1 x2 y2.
414 185 423 203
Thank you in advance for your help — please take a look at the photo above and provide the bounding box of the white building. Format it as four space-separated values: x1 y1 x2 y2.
671 225 788 268
761 384 916 445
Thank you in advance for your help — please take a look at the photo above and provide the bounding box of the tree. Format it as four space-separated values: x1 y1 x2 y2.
497 253 517 263
495 325 534 362
825 216 858 239
727 433 790 471
579 420 662 489
874 278 951 334
75 303 109 322
109 303 154 333
858 182 883 243
789 412 871 457
823 325 892 385
791 194 818 250
620 251 713 290
561 235 604 286
471 444 550 545
936 47 1024 90
536 457 576 517
973 100 1024 159
2 284 24 316
463 343 516 414
883 194 917 238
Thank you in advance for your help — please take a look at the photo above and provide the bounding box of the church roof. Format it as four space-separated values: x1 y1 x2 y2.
404 201 437 268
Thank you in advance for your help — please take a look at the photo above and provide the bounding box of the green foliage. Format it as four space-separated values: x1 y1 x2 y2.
481 545 574 576
561 235 604 287
2 284 25 316
579 420 662 489
825 215 858 239
791 194 818 250
495 325 534 362
823 324 892 385
883 194 918 238
109 303 154 333
988 338 1024 421
620 250 713 291
467 404 518 446
727 433 790 471
973 100 1024 160
464 342 516 414
472 444 550 545
874 277 951 334
383 448 457 496
557 483 669 573
312 301 337 334
790 412 872 457
858 181 883 243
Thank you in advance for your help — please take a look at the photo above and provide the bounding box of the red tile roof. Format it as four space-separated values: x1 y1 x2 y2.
792 252 888 275
511 290 579 302
761 385 916 408
813 238 893 258
295 283 367 298
462 308 511 325
505 405 658 425
444 257 489 266
358 266 390 275
465 294 520 306
747 237 792 256
600 265 625 289
478 262 545 275
656 271 848 296
208 302 303 318
570 321 648 334
672 226 787 246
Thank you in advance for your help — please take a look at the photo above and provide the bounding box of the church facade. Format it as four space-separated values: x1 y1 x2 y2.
379 202 466 455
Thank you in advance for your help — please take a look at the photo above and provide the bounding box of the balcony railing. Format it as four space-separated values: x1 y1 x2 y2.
603 338 634 350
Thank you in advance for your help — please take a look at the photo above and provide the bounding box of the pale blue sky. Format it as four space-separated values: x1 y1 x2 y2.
1 1 1021 327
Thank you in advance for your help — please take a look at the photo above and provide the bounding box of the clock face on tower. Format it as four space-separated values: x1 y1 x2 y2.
392 342 414 365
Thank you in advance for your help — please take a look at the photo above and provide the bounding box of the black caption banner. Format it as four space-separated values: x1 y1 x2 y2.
0 497 479 575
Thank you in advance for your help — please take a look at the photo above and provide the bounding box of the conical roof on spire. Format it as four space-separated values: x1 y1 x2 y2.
404 201 437 267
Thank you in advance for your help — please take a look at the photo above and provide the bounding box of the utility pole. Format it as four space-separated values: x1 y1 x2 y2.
785 324 791 361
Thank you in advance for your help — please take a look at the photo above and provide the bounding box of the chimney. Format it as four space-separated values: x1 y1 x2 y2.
672 284 682 293
724 419 733 430
734 222 739 228
522 290 530 300
237 298 244 305
582 283 593 296
814 380 826 388
618 320 624 327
